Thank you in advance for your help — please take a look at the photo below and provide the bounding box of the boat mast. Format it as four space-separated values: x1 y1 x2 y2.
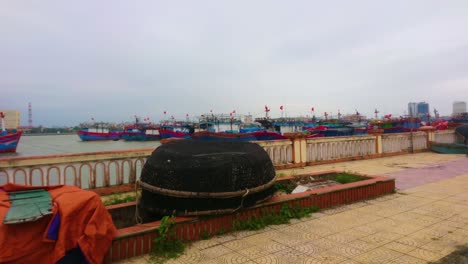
0 112 5 133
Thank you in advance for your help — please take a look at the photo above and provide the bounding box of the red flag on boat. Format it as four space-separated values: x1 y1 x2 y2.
280 105 284 110
163 111 167 115
0 112 4 118
311 107 314 112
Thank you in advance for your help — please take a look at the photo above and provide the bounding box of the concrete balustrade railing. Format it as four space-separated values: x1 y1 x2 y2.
306 136 376 163
433 130 457 143
0 130 457 191
381 132 427 154
0 149 153 190
254 140 293 166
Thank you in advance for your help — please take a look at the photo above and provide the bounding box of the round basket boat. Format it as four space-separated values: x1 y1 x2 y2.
139 140 276 216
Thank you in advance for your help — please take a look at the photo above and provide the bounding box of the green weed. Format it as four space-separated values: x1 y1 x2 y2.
232 204 319 231
150 216 185 263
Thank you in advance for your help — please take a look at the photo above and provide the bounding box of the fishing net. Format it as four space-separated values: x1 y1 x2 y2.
139 140 276 215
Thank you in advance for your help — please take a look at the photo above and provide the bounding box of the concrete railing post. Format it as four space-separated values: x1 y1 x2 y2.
418 127 436 150
284 133 307 166
368 129 384 155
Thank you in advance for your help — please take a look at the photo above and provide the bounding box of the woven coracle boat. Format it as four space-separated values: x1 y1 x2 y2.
139 140 276 216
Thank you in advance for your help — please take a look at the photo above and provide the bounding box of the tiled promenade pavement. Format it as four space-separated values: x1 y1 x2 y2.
121 153 468 263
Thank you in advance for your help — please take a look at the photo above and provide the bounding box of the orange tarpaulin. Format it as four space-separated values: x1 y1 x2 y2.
0 184 117 264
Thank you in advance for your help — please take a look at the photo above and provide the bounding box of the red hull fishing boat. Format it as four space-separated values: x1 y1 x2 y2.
0 112 22 153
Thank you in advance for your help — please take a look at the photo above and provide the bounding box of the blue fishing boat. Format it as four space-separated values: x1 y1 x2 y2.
0 131 22 153
77 128 123 141
122 124 160 141
76 122 123 141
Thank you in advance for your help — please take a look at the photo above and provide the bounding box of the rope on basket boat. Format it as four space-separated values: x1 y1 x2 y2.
134 179 143 225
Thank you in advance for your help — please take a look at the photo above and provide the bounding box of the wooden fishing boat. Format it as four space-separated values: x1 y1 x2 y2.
0 112 22 153
77 128 123 141
0 131 22 153
122 124 160 141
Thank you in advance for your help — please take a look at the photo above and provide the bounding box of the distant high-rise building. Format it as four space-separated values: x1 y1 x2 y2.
453 101 467 115
0 110 20 129
408 102 418 117
417 102 429 115
416 102 430 121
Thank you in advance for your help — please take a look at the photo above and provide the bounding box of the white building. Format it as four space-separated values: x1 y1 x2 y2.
0 110 20 129
453 101 467 115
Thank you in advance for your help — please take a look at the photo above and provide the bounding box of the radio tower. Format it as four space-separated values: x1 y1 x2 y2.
28 102 33 128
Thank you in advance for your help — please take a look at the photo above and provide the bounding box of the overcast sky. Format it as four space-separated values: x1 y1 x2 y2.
1 0 467 126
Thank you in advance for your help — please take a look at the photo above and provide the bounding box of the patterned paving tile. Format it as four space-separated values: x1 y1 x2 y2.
191 239 221 250
352 247 403 264
200 245 232 259
387 223 425 235
359 233 393 246
294 241 328 256
308 238 343 250
372 231 403 242
411 216 442 227
388 254 427 264
268 223 292 230
322 206 350 215
442 219 467 229
347 239 380 252
383 241 416 254
326 244 365 258
338 229 370 239
339 259 361 264
270 234 309 246
299 231 322 241
394 236 431 248
253 254 283 264
211 252 250 264
353 225 380 235
444 233 468 243
175 247 208 263
325 232 360 244
255 240 289 253
119 155 468 264
301 251 348 264
406 248 445 262
389 212 424 222
243 233 276 244
414 227 450 239
232 230 264 239
305 225 337 237
222 239 255 251
420 241 458 256
214 234 237 243
237 245 269 259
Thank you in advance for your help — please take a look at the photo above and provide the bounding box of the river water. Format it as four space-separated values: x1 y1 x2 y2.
1 134 161 158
